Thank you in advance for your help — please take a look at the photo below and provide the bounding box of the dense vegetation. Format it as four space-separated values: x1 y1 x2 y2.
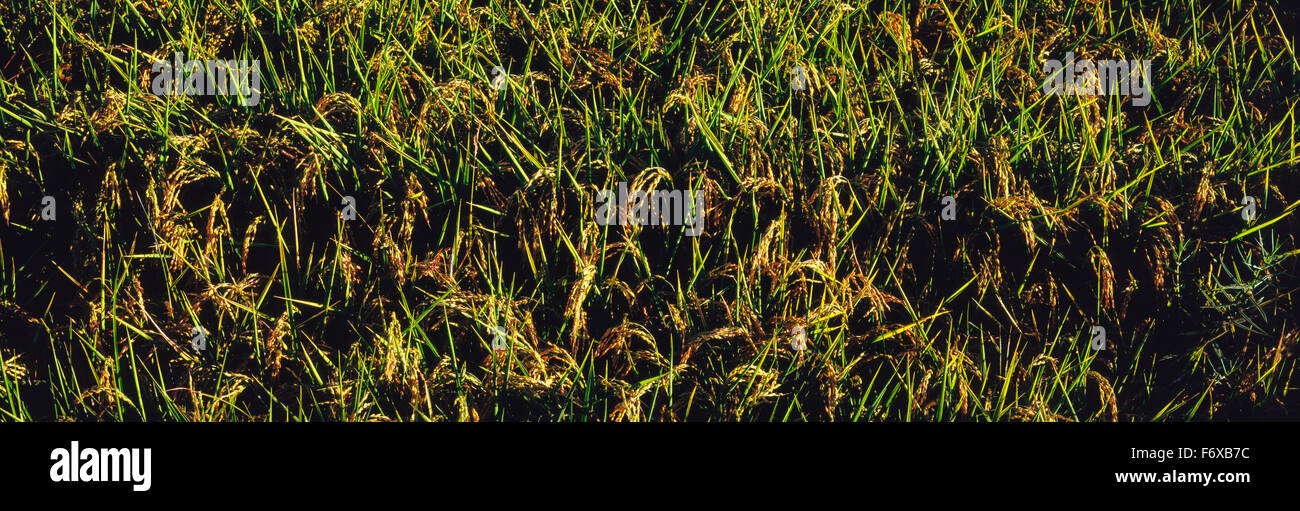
1 0 1297 421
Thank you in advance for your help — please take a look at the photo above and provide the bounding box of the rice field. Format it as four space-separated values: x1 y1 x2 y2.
0 0 1298 421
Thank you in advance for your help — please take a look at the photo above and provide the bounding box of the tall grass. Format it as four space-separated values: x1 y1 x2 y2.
0 0 1297 421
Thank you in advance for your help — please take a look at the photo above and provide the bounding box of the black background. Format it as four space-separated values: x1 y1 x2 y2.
2 423 1289 503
